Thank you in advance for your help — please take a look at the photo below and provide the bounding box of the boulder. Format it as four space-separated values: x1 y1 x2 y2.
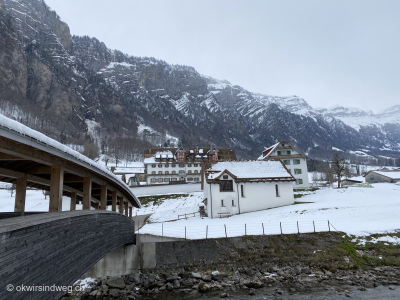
107 277 126 289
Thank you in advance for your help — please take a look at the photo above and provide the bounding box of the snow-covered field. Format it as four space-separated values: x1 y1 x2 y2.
137 193 203 223
139 183 400 239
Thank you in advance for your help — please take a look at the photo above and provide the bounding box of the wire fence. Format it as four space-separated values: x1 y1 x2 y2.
137 220 337 240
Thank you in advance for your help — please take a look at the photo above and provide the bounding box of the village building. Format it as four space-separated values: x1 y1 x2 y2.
144 146 236 185
365 169 400 184
203 160 295 218
258 140 309 188
111 162 145 186
340 178 363 186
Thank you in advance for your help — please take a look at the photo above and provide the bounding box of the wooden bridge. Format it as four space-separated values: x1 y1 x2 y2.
0 116 141 299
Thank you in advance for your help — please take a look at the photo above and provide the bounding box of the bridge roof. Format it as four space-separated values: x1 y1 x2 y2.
0 114 141 208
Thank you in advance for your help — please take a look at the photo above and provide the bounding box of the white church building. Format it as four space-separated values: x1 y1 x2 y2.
203 160 295 219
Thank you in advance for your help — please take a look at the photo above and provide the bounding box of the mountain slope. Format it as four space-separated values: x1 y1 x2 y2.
0 0 399 161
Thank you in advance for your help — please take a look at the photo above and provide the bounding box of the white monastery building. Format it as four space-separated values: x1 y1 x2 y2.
258 140 309 188
203 160 295 219
143 146 236 185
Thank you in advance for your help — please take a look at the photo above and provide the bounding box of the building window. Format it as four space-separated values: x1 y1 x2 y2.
171 164 176 168
151 178 156 183
188 170 192 174
294 169 302 175
151 164 156 168
158 171 162 174
241 185 244 197
283 159 290 165
296 179 303 185
275 184 279 197
293 159 300 165
165 164 169 168
232 199 235 206
165 171 169 175
179 164 184 167
151 171 156 174
194 164 198 167
221 199 224 207
164 178 170 182
287 150 291 155
277 150 282 155
223 175 228 179
194 177 199 182
220 180 233 192
158 178 163 182
172 171 176 174
187 177 193 181
171 178 177 181
180 177 185 181
187 163 192 167
194 170 199 174
158 164 163 168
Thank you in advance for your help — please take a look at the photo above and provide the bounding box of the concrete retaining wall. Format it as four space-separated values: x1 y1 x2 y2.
130 183 201 196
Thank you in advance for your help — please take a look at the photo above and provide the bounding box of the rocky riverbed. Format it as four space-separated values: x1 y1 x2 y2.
61 265 400 299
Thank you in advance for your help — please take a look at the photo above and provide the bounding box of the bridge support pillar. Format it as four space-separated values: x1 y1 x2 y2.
83 177 92 210
50 166 64 212
124 201 129 216
100 185 107 210
118 197 124 214
70 192 77 210
93 202 99 209
129 206 132 218
111 191 117 212
14 174 27 215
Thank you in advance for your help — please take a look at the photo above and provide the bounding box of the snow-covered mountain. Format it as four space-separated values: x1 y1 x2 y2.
0 0 399 160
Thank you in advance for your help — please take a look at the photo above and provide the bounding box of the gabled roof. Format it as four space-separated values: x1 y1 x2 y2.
257 142 279 160
258 140 306 160
206 160 295 181
366 170 400 180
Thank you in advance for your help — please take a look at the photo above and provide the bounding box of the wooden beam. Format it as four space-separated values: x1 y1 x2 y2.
63 175 84 183
129 206 132 218
49 166 64 212
14 174 27 214
100 185 107 210
0 153 24 160
111 191 117 212
25 166 52 174
70 192 77 211
124 201 129 217
118 197 124 214
82 177 92 210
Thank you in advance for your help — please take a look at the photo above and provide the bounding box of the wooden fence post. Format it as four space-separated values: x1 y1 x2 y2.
280 222 282 234
224 224 227 238
206 225 208 239
328 220 331 232
313 220 315 233
297 221 299 234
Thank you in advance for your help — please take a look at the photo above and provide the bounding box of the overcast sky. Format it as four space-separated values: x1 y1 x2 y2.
45 0 399 113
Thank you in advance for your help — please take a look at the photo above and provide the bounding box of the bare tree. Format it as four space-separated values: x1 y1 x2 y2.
332 153 346 188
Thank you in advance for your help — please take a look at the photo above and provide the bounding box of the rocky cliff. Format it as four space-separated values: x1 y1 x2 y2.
0 0 399 160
